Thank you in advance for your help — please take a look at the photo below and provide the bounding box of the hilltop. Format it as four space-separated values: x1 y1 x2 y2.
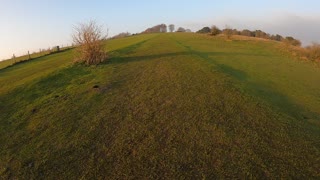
0 33 319 178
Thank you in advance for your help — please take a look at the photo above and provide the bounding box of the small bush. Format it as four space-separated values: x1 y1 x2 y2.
196 27 211 34
283 36 301 47
72 20 108 65
211 26 221 36
222 28 233 39
306 43 320 61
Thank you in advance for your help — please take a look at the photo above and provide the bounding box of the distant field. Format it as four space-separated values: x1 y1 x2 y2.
0 48 66 70
0 34 157 94
0 33 319 178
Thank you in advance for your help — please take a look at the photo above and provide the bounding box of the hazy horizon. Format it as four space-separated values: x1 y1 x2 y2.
1 0 320 60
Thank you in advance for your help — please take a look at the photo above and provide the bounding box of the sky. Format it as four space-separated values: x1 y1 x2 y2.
1 0 320 60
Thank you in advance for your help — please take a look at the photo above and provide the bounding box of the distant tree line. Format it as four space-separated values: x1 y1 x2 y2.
195 25 320 63
176 27 191 32
196 25 302 46
109 24 192 40
141 24 192 34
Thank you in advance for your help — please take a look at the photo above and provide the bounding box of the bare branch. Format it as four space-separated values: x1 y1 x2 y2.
72 20 108 65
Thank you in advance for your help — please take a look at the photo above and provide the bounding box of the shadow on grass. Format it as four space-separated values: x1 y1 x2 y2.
108 52 188 64
114 40 149 55
200 51 319 122
107 41 320 122
105 36 273 66
173 39 320 121
107 51 270 66
213 68 316 121
196 53 309 119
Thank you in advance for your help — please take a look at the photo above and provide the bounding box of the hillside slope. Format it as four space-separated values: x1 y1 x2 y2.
0 33 319 178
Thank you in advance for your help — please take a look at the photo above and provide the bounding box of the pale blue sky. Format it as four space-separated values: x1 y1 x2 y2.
1 0 320 60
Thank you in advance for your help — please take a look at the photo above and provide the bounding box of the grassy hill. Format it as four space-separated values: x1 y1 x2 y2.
0 33 319 179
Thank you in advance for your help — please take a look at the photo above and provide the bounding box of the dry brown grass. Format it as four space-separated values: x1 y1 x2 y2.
306 43 320 62
276 42 320 66
231 35 272 42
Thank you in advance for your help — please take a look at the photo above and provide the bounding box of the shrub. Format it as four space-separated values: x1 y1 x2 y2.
72 20 108 65
211 26 221 36
197 27 211 34
222 28 233 39
283 36 301 47
176 27 186 32
240 29 254 37
306 43 320 61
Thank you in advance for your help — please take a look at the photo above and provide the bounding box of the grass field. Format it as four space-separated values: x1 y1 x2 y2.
0 33 319 179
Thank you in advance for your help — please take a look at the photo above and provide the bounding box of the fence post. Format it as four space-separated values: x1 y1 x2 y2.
12 54 16 64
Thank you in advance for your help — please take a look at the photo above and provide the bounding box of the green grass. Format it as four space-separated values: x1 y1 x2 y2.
0 33 319 179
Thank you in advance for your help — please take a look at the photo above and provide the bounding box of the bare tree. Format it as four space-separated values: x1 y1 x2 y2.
169 24 175 32
72 20 108 65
